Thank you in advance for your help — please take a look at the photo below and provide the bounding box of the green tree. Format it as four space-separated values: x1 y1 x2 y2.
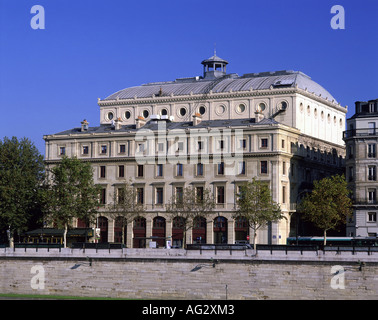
43 156 100 247
299 174 352 245
108 179 145 244
235 178 284 250
166 186 215 248
0 137 45 246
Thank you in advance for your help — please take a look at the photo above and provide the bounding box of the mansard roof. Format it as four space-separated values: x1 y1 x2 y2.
102 70 337 103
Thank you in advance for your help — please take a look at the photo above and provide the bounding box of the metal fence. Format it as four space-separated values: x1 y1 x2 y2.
186 244 378 255
13 243 63 252
71 242 125 252
5 243 378 255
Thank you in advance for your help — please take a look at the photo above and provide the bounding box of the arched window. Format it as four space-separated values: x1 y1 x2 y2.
172 216 186 248
114 216 127 244
152 217 166 247
193 216 207 244
213 216 228 244
97 216 108 243
133 216 146 248
234 216 249 243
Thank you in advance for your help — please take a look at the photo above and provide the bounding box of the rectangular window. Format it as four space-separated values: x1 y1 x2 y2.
218 162 224 175
348 145 353 159
82 146 89 155
196 186 204 202
197 141 203 151
176 163 183 176
156 164 163 177
119 144 126 153
217 186 225 204
260 161 268 174
136 187 144 204
349 166 354 182
100 166 106 178
282 161 286 175
261 138 268 148
368 166 376 181
101 145 107 154
117 187 125 204
236 185 243 201
138 143 145 153
177 142 184 152
281 139 285 149
137 165 144 177
118 165 125 178
176 187 183 204
238 161 246 175
282 186 286 204
100 188 106 205
218 140 224 150
197 163 204 176
368 189 376 203
158 142 165 152
59 147 66 155
368 144 376 158
240 139 247 150
156 187 163 204
368 212 377 222
368 122 376 135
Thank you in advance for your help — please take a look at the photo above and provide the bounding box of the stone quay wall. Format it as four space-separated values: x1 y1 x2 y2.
0 248 377 299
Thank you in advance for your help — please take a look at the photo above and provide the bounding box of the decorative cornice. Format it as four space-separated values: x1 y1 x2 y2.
44 151 286 165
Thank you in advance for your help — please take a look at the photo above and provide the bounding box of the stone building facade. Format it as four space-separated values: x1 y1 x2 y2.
344 99 378 237
43 54 346 247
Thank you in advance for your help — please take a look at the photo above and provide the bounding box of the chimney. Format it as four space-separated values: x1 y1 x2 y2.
136 116 147 129
81 119 89 132
192 112 202 126
254 111 264 123
114 117 122 130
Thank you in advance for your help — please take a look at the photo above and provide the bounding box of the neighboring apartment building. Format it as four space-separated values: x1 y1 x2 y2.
43 54 346 247
344 98 378 237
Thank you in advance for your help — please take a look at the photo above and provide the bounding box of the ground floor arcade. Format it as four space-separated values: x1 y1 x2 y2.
94 212 289 248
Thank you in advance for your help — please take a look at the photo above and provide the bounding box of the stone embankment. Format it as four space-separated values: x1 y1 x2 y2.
0 248 377 299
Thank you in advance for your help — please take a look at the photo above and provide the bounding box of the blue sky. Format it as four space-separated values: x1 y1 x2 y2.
0 0 377 155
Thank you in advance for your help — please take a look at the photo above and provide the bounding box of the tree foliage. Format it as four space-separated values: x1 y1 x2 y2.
235 178 284 250
299 174 352 245
0 137 45 244
166 186 215 248
108 179 145 243
43 156 100 247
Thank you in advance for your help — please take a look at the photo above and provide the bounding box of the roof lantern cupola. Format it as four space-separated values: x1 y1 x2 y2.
201 50 228 80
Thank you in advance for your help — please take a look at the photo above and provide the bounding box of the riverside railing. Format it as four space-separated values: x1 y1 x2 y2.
4 243 378 255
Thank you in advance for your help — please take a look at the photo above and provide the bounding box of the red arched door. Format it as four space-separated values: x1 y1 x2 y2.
152 216 166 248
98 216 108 243
214 216 228 244
133 216 146 248
234 216 249 243
114 216 127 245
172 216 185 248
193 216 207 244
